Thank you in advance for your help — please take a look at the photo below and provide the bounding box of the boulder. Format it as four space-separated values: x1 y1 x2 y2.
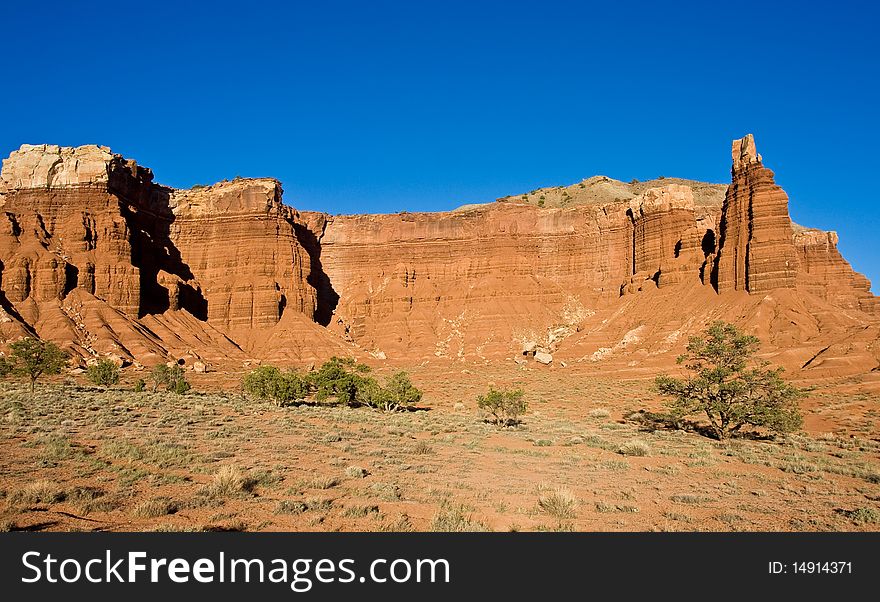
534 352 553 365
106 354 126 368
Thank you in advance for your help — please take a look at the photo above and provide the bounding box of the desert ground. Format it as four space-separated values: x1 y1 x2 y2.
2 363 878 532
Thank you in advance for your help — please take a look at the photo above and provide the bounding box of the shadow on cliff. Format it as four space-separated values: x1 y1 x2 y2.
293 221 339 327
121 187 208 321
0 260 38 335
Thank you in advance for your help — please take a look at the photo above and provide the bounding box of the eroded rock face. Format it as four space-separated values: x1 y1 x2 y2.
1 144 114 190
306 202 633 359
169 179 318 334
625 184 709 291
308 181 726 359
0 144 325 363
713 134 798 294
794 228 878 313
0 136 876 372
0 144 151 317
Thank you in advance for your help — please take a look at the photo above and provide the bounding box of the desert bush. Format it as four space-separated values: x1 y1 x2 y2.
149 363 190 394
86 359 120 386
413 441 434 455
356 378 390 409
655 321 804 440
311 476 340 490
308 357 372 405
276 500 309 514
171 378 191 395
383 371 422 407
133 378 146 392
149 364 170 392
345 465 367 478
243 365 308 406
837 507 880 525
477 387 527 426
342 504 379 518
359 371 423 411
3 338 68 394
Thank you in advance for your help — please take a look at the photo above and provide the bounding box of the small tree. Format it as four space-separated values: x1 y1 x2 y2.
86 359 120 386
383 371 422 410
308 357 371 406
655 321 804 440
149 363 190 394
242 365 308 406
357 378 392 410
243 365 283 400
360 371 422 412
477 387 527 426
149 364 171 392
5 338 68 394
170 376 191 395
165 364 190 395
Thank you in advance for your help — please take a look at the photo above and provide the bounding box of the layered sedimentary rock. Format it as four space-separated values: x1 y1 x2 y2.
624 184 709 291
307 183 718 358
168 179 317 334
0 135 876 373
794 228 878 313
304 203 630 358
713 134 799 293
0 144 330 363
0 144 148 317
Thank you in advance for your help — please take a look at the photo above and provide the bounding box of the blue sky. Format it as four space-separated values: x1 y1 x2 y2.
1 1 877 288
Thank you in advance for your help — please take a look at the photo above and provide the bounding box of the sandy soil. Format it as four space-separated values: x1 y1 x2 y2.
0 362 878 532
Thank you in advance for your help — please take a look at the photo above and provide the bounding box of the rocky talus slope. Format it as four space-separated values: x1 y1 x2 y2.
0 136 876 375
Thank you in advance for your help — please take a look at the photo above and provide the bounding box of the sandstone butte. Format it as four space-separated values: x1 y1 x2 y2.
0 135 877 378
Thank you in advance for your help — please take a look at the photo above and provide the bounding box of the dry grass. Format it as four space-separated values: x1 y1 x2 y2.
132 498 177 518
537 486 578 520
618 440 651 457
429 502 489 532
0 373 877 533
9 480 66 506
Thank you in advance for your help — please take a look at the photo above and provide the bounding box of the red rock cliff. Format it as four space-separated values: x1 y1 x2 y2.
0 135 876 371
713 134 799 293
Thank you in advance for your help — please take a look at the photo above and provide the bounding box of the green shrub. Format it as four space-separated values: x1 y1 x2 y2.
171 378 191 395
149 363 190 395
240 359 420 411
133 378 146 392
307 357 372 406
149 364 171 392
477 387 527 426
86 359 120 386
655 321 804 440
242 365 308 406
360 371 422 412
385 371 422 405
